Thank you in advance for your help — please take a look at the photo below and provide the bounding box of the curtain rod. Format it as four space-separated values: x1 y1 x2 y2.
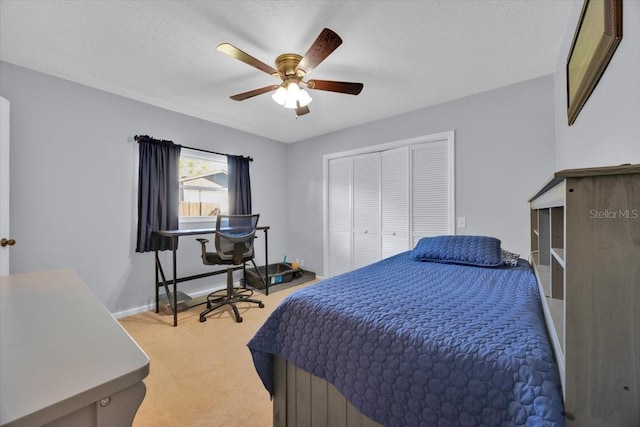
133 135 253 162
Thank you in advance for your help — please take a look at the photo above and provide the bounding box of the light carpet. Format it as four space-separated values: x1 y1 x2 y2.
119 280 318 427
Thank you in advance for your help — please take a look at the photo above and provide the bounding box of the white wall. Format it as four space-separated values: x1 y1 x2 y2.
0 61 289 315
555 0 640 169
287 76 557 276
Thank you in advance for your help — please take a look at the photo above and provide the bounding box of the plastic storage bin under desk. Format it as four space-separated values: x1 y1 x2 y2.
245 263 302 288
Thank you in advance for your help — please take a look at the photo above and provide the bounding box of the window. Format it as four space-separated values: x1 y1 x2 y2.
179 149 228 222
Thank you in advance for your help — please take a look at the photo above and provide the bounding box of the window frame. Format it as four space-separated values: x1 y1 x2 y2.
178 148 228 224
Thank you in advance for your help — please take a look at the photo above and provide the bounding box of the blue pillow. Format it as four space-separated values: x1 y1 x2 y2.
411 235 503 267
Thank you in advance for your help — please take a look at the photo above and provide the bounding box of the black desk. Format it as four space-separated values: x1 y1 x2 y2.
153 226 270 327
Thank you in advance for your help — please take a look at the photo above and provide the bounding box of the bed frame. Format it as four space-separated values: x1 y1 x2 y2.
273 356 382 427
260 240 568 426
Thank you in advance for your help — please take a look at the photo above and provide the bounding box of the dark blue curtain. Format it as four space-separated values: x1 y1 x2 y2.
136 136 182 252
227 155 252 215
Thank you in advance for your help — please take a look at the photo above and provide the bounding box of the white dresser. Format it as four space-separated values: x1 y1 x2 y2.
1 269 149 427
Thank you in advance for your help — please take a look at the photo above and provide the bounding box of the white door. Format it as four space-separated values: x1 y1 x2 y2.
411 139 454 247
381 146 410 258
352 153 381 269
325 131 455 277
0 96 11 275
327 157 352 277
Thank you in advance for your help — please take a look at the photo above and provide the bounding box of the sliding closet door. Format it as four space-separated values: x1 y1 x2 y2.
381 146 410 258
327 157 352 277
352 153 381 269
324 131 454 277
411 140 453 247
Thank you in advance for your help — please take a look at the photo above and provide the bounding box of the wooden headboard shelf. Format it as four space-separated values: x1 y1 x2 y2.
529 163 639 425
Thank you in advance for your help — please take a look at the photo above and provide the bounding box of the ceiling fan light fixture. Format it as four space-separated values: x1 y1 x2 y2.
279 81 313 109
281 81 298 109
271 86 287 105
297 89 312 107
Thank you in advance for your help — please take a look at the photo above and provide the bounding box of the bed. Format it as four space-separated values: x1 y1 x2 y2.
248 236 564 426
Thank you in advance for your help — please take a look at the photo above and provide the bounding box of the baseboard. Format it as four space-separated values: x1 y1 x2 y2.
112 275 324 319
112 286 224 319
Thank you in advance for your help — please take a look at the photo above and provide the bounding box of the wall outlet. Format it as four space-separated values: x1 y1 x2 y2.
457 217 466 228
299 259 305 267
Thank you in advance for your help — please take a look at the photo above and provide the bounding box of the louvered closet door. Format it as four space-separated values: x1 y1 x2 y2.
352 153 381 269
381 146 410 258
411 140 452 247
327 157 352 276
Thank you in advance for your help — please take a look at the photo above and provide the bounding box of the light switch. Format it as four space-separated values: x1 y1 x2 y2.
457 217 466 228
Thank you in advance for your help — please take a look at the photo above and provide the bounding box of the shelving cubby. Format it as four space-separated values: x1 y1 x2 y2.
529 164 639 426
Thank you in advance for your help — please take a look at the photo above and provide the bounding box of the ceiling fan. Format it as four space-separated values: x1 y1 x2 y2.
217 28 363 117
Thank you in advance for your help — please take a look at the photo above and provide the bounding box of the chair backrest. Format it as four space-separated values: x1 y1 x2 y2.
214 214 260 265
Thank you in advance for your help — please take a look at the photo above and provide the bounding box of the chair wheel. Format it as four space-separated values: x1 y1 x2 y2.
259 303 265 308
237 317 243 323
200 316 206 322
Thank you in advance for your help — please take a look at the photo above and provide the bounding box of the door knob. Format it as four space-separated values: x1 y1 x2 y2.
1 238 16 247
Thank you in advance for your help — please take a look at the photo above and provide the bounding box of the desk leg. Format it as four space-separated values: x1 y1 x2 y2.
155 251 173 315
154 249 159 313
172 236 178 327
264 229 269 296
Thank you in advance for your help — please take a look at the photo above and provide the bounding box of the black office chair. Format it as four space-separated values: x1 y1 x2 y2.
196 214 264 323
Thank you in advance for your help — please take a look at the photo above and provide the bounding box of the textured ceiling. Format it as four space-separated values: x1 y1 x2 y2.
0 1 573 143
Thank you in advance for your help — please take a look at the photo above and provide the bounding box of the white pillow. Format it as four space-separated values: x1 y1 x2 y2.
501 249 520 267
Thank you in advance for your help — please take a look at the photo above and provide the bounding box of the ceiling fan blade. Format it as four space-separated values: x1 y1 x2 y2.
295 104 310 117
217 43 278 76
296 28 342 75
307 80 363 95
230 85 280 101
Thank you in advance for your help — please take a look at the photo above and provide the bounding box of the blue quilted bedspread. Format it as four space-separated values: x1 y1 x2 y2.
248 252 564 426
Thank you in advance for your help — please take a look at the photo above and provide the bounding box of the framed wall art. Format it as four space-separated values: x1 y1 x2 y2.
566 0 622 125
